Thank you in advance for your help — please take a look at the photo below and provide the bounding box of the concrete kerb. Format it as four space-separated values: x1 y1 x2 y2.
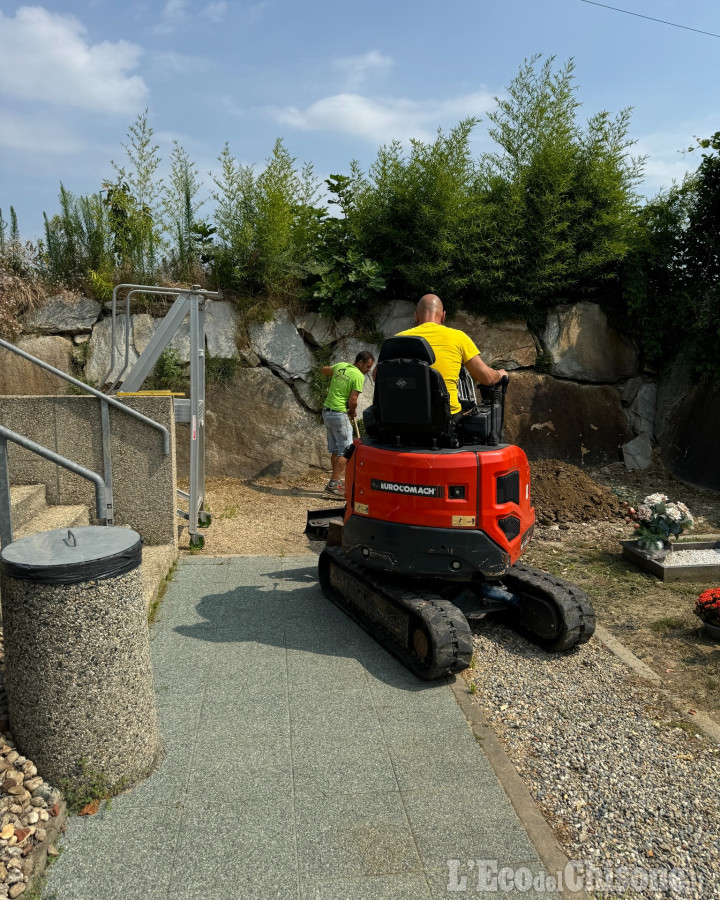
448 624 720 900
23 800 67 897
448 676 593 900
594 624 720 744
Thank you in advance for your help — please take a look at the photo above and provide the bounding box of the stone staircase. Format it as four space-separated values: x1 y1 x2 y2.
10 484 90 541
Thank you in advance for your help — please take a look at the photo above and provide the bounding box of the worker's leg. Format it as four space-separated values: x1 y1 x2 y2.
330 453 347 483
323 410 352 494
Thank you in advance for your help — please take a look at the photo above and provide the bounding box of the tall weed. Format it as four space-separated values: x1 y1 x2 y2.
162 141 206 285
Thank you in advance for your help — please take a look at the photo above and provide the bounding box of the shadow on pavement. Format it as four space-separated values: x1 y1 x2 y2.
172 566 444 691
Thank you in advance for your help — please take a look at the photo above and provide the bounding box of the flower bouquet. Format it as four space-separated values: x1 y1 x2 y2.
633 493 694 553
695 588 720 629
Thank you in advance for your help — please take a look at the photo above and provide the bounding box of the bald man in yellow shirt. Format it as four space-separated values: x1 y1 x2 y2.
396 294 507 414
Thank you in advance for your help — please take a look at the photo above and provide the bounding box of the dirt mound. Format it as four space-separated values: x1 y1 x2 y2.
529 459 625 524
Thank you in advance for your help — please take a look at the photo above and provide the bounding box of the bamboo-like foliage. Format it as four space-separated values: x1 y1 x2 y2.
43 186 114 288
11 56 720 386
108 110 163 279
162 140 205 284
209 138 320 299
472 55 644 319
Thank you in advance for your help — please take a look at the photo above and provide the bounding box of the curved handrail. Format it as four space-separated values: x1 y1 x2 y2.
0 338 171 455
0 426 108 547
101 283 221 391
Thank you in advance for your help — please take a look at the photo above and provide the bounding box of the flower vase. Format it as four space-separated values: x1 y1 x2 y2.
635 540 671 561
702 621 720 641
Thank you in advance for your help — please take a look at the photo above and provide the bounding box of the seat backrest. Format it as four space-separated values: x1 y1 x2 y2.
377 335 435 365
371 335 453 442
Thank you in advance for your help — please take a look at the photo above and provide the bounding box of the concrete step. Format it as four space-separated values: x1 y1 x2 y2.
8 484 48 530
14 504 90 541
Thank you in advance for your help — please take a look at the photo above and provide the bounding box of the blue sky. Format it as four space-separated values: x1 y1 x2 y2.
1 0 719 239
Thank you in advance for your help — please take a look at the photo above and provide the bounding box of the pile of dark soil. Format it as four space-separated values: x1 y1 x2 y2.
529 459 625 524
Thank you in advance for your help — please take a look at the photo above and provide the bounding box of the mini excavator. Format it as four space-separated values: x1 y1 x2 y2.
306 335 595 679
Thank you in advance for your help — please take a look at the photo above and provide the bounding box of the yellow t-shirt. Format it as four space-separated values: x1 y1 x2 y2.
396 322 480 414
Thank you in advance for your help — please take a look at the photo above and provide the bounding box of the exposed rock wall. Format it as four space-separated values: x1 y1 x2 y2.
447 313 537 370
176 367 327 480
2 294 718 489
656 361 720 491
504 373 633 467
0 336 74 395
540 302 639 382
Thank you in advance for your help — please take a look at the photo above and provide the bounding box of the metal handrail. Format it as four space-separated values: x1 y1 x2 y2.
0 426 108 548
0 338 170 455
101 283 221 393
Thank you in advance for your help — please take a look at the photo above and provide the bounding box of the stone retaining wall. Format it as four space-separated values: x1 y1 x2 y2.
1 294 717 488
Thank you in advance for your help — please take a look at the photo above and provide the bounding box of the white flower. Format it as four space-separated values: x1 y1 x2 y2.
637 505 652 521
665 505 683 522
677 502 692 521
644 493 669 505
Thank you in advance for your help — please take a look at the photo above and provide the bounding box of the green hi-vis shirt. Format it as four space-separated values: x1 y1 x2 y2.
324 363 365 411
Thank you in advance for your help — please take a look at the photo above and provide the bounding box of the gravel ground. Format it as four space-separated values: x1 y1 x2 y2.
0 635 63 899
661 548 720 567
466 623 720 899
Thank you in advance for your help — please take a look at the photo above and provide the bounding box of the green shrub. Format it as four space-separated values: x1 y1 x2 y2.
308 345 334 409
206 353 240 384
469 56 643 320
209 139 320 300
145 347 189 394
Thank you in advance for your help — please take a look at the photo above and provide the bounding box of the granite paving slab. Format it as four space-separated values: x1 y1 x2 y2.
42 555 558 899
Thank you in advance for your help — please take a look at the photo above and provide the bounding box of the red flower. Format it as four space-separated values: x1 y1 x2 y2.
695 588 720 624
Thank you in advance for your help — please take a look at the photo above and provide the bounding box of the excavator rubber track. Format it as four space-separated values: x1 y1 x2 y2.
499 562 596 651
318 545 474 680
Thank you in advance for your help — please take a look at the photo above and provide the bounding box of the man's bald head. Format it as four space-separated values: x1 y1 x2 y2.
415 294 445 324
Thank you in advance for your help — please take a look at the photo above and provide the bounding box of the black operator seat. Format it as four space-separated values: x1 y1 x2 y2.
364 335 454 446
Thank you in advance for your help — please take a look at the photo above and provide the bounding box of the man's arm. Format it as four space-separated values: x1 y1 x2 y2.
347 389 361 419
321 365 334 377
465 354 508 386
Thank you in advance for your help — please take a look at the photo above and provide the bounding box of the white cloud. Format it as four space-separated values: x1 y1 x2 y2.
154 0 189 33
272 90 495 145
0 110 82 154
334 50 393 88
156 0 262 34
242 2 267 25
0 6 147 114
162 0 189 22
152 50 210 76
201 1 228 23
633 124 713 196
209 93 246 118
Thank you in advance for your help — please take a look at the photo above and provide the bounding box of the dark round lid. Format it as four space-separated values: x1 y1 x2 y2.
0 526 142 585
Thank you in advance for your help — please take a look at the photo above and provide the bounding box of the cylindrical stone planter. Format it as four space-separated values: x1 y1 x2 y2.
0 526 162 792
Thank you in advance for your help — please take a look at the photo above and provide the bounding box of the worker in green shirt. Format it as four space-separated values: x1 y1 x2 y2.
321 350 375 496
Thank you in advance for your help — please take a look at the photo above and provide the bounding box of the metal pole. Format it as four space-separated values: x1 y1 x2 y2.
100 400 115 525
188 289 201 543
197 291 208 526
0 437 13 548
111 284 221 394
98 284 122 390
105 291 133 394
114 292 191 394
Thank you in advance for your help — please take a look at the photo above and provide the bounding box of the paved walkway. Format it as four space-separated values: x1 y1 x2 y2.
44 556 557 899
